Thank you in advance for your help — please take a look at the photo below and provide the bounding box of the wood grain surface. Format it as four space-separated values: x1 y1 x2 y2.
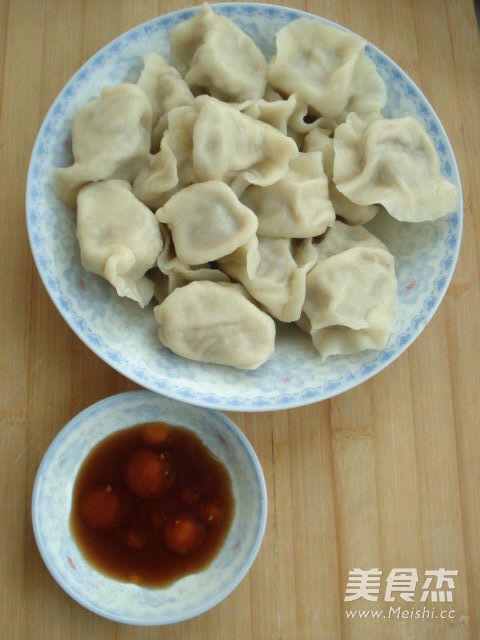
1 1 479 638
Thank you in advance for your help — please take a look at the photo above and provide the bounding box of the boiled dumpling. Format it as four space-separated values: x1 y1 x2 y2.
76 180 163 307
286 103 342 153
308 219 388 260
267 19 362 118
136 53 194 151
163 105 198 187
154 225 230 300
220 237 317 322
346 52 386 119
233 94 297 135
303 128 332 157
135 105 198 209
55 8 427 370
154 281 275 369
267 18 385 121
240 151 335 238
303 246 397 359
259 91 331 142
157 225 230 284
304 127 378 224
192 95 298 185
54 84 152 208
156 181 258 265
150 264 229 304
333 114 460 221
132 136 178 210
287 97 339 138
217 234 260 280
170 3 267 102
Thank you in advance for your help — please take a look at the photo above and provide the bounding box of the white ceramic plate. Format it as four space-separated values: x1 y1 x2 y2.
31 391 267 625
26 3 462 411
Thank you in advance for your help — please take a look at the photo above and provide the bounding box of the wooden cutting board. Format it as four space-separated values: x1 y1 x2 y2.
1 1 479 638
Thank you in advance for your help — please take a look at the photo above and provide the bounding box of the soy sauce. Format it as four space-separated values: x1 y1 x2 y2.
70 423 235 587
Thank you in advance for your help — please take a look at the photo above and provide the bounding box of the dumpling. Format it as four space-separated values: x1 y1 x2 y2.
149 263 230 305
154 281 275 369
333 114 460 221
267 18 385 121
192 96 298 185
150 266 232 305
163 105 198 187
308 220 388 261
302 127 332 156
170 3 267 102
76 180 163 307
240 151 335 238
303 246 397 359
132 136 178 210
346 52 386 119
156 181 258 265
54 84 152 208
233 94 297 135
136 53 194 151
286 96 338 137
157 225 230 283
155 225 230 300
304 127 378 224
217 234 260 280
267 19 363 118
135 105 198 210
220 237 317 322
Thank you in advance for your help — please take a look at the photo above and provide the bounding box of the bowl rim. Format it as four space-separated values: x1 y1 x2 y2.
31 390 268 625
25 2 463 412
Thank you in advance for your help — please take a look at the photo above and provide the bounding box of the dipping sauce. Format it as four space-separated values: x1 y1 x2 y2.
70 423 235 587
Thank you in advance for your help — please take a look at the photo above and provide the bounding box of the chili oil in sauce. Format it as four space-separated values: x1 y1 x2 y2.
70 422 235 587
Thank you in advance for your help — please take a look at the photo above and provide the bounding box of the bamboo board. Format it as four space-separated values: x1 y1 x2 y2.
1 1 479 638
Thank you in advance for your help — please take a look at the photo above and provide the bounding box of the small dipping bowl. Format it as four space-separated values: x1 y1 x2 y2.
31 391 267 625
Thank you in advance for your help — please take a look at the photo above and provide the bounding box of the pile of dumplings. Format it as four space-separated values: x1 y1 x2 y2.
54 3 459 370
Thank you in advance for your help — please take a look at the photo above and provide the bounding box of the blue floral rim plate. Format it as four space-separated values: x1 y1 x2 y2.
26 3 463 411
31 391 268 625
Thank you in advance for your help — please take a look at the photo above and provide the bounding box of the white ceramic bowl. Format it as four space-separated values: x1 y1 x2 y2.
26 4 462 411
31 391 267 625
